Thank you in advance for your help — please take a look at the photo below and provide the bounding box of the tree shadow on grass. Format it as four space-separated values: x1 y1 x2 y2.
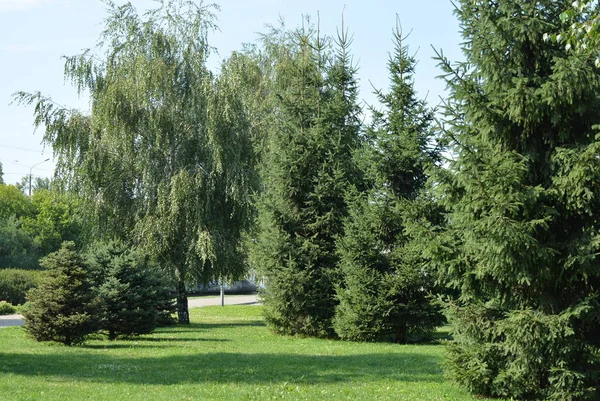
81 337 230 349
0 350 444 386
156 321 265 334
131 336 230 343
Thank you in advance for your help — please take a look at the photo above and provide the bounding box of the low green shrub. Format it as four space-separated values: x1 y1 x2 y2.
0 300 16 315
0 268 44 305
16 301 31 314
85 240 176 339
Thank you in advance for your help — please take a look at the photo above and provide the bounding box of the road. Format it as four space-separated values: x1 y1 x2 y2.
0 294 260 328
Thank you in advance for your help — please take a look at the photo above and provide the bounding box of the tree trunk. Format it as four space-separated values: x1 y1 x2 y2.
176 278 190 324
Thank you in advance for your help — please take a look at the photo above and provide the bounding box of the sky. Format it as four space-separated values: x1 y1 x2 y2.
0 0 463 185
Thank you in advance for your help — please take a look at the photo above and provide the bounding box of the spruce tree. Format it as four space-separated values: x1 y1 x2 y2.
414 1 600 398
85 241 175 339
24 242 98 345
250 21 361 338
334 25 442 343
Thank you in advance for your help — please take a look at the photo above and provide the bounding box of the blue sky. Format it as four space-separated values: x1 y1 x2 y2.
0 0 462 185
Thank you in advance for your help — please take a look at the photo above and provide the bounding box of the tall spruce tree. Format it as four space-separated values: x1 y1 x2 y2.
334 25 442 343
413 1 600 399
15 1 255 324
249 21 361 338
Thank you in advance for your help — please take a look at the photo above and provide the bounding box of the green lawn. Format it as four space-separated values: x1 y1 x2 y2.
0 306 497 401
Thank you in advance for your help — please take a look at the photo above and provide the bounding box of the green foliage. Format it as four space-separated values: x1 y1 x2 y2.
0 184 37 268
249 20 362 338
0 216 38 269
0 300 16 315
334 25 442 343
23 242 98 345
14 0 256 324
0 184 33 220
445 302 597 400
415 0 600 398
0 185 83 269
550 1 600 66
16 175 51 196
85 240 176 339
0 268 44 305
335 196 442 343
21 189 83 257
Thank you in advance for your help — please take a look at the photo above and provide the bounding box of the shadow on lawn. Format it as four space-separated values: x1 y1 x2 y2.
0 350 443 385
81 337 230 349
156 321 265 334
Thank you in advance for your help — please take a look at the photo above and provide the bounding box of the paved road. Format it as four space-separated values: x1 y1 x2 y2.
0 294 260 328
0 314 24 328
188 294 259 308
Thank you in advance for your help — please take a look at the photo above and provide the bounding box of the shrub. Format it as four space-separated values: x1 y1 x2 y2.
23 242 99 345
85 240 176 339
0 268 44 305
0 300 16 315
16 301 31 314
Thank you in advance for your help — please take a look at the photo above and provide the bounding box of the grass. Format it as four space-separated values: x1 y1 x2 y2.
0 306 498 401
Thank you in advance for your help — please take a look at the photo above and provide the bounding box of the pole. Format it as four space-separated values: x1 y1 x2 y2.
220 281 225 307
26 158 50 196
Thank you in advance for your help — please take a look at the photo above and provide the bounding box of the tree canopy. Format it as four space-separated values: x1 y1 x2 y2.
411 0 600 398
14 0 256 323
248 20 363 337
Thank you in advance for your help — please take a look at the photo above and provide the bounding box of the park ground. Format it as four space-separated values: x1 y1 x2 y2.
0 304 500 401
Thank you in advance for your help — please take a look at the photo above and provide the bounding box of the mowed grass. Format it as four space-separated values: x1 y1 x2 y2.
0 306 497 401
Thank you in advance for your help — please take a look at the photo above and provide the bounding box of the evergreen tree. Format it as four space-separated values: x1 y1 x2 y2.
250 21 361 338
414 1 600 398
334 25 442 343
85 240 175 340
23 242 98 345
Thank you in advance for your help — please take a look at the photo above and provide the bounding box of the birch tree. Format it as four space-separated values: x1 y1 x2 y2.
15 0 255 324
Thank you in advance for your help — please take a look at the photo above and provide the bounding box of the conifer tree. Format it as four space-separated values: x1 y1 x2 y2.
24 242 98 345
85 240 175 339
414 1 600 398
250 21 361 338
334 25 441 343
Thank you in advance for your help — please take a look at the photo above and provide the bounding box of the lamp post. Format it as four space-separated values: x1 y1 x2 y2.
27 158 50 196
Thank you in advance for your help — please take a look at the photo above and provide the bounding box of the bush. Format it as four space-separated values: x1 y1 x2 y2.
0 268 44 305
23 242 99 346
0 300 16 315
16 301 31 314
85 240 176 339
